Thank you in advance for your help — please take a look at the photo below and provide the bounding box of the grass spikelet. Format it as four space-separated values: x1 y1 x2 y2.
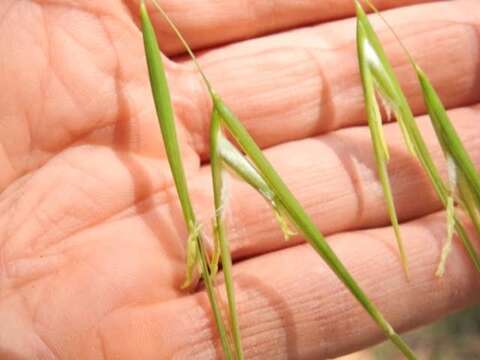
356 2 408 276
359 0 480 273
415 66 480 209
140 3 233 357
415 66 480 273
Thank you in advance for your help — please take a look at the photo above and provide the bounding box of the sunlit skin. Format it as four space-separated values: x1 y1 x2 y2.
0 0 479 359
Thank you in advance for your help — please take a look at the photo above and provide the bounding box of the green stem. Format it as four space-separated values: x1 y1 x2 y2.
210 110 244 360
197 239 234 359
213 95 417 360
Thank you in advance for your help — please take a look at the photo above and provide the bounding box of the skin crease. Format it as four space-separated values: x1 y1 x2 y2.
0 0 479 359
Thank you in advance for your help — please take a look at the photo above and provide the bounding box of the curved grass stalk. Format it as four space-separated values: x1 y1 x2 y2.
210 110 244 359
358 0 480 273
145 1 417 358
140 4 233 358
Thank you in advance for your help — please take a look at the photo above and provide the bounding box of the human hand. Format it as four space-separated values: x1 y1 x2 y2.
0 0 479 359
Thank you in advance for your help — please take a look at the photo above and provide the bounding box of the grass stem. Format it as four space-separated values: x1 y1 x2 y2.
210 110 244 359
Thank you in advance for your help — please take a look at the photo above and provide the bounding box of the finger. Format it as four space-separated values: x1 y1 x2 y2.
189 105 480 259
127 0 432 55
0 143 198 279
188 0 480 157
7 105 476 289
98 210 480 359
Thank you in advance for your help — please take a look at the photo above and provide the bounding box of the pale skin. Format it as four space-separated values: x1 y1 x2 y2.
0 0 479 359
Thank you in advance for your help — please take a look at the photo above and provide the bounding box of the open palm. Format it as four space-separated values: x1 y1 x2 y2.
1 0 479 359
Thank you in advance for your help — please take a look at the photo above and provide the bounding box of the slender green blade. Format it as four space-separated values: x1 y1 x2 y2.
141 2 194 225
140 0 192 295
416 66 480 209
140 3 199 285
140 4 233 358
